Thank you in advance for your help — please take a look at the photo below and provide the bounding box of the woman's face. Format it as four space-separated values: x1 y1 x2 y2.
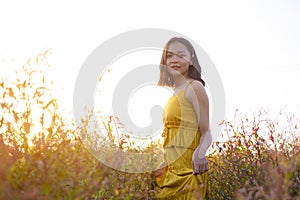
166 41 192 78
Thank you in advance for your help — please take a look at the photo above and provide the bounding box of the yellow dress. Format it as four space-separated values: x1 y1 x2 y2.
155 83 208 200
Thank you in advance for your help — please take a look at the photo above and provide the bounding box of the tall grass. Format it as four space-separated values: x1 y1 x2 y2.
0 51 299 199
207 110 300 200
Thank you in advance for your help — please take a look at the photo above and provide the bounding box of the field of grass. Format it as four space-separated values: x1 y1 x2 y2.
0 52 299 199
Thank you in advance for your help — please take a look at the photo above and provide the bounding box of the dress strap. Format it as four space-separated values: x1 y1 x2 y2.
185 80 195 89
174 80 195 95
183 79 195 94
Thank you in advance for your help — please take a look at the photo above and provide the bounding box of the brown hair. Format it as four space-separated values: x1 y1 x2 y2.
157 37 205 87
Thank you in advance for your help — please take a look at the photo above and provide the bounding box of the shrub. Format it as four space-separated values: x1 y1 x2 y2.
207 109 300 200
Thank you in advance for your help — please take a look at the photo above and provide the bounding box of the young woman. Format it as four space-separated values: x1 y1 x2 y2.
155 37 212 199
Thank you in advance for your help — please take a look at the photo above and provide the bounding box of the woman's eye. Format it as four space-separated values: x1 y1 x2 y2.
166 53 185 59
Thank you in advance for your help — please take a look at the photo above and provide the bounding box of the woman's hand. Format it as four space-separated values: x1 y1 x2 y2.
192 146 209 175
154 162 167 178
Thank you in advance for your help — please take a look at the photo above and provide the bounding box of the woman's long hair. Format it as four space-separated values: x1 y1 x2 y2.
157 37 205 87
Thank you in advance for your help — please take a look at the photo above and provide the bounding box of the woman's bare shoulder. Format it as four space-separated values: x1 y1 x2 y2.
185 80 208 104
188 80 206 95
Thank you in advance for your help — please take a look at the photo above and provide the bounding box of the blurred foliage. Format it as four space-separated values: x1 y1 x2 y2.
0 51 299 199
207 110 300 200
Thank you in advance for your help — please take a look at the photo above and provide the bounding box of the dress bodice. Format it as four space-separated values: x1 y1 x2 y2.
161 85 200 150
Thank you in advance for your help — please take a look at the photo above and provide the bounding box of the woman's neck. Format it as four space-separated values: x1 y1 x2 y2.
173 76 193 90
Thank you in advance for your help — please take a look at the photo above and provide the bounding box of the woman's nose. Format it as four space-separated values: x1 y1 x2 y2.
170 54 179 62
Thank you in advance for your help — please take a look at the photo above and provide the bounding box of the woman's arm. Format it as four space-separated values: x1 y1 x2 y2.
186 80 212 174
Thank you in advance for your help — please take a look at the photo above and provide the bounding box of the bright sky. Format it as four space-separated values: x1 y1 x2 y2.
1 1 300 141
